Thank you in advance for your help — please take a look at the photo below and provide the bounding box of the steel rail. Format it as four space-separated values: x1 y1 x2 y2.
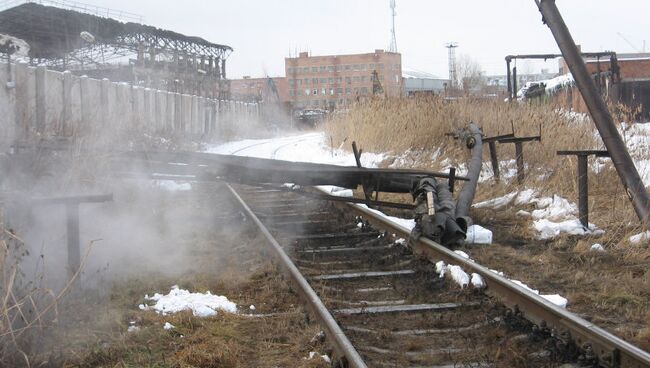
226 184 368 368
336 197 650 367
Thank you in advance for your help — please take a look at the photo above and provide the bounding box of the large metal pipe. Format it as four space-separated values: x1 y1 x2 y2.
534 0 650 229
455 123 483 218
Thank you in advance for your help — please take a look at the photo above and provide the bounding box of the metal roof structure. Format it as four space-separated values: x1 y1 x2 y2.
0 1 232 69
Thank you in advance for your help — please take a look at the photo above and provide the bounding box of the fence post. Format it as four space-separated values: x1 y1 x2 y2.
35 65 46 133
62 71 73 135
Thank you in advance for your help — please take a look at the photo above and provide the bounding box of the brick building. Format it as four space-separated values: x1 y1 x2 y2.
558 53 650 118
230 76 289 104
285 50 402 110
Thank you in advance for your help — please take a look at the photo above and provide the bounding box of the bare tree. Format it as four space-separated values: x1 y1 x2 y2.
456 54 486 95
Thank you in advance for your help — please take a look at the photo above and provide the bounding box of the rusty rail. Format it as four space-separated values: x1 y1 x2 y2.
226 184 368 368
341 198 650 367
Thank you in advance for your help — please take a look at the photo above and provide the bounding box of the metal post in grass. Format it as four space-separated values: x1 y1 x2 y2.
31 194 113 281
497 134 541 185
557 150 610 228
535 0 650 230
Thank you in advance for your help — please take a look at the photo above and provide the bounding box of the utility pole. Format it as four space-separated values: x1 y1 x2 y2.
445 42 459 88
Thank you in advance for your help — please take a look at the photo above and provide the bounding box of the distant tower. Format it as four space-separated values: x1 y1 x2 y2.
445 42 458 87
388 0 397 53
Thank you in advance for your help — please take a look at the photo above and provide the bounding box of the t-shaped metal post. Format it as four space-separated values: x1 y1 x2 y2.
31 194 113 281
557 150 609 229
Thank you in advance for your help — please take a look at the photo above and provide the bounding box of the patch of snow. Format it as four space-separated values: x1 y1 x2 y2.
319 185 353 197
357 204 415 230
629 231 650 244
533 218 603 240
307 352 331 363
516 210 531 217
473 191 518 209
435 261 446 277
249 305 256 311
163 322 175 330
471 273 485 289
446 265 470 288
590 243 605 252
453 250 470 259
141 286 237 317
510 280 568 308
515 189 538 205
465 225 492 245
127 325 140 333
531 195 577 221
394 238 407 246
154 180 192 191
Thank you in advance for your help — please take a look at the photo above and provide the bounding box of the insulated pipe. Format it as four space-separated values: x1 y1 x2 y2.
535 0 650 229
455 123 483 218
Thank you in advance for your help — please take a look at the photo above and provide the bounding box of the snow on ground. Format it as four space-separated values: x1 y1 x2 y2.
206 132 385 167
154 180 192 191
510 280 568 308
474 190 603 240
629 230 650 244
139 285 238 317
465 225 493 244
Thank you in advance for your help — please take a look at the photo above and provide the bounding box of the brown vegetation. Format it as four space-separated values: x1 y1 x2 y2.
325 96 649 349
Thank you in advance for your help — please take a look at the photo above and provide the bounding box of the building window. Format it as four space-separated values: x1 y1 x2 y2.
345 65 351 71
321 88 326 95
361 76 366 82
304 78 310 85
335 65 342 71
305 89 311 95
354 87 359 94
361 64 367 70
328 78 334 84
345 77 351 84
297 79 302 86
327 66 335 72
289 90 295 96
302 67 309 72
288 79 295 86
329 88 334 95
312 88 318 95
378 63 384 69
312 78 318 84
353 76 360 83
369 63 375 69
337 77 343 83
353 64 360 71
312 100 319 106
345 88 351 94
360 87 368 94
336 87 343 94
320 66 326 72
319 78 327 83
311 67 318 72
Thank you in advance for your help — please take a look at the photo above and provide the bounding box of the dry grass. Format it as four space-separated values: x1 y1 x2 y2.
324 95 650 349
325 95 642 237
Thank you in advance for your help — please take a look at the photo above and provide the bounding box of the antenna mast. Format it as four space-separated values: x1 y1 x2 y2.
388 0 397 52
445 42 459 87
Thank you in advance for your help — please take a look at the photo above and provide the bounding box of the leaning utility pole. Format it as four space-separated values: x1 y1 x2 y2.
534 0 650 229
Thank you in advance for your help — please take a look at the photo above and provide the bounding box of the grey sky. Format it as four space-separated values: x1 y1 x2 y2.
86 1 649 79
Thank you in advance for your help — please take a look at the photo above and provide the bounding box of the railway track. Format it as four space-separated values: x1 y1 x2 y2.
227 184 650 368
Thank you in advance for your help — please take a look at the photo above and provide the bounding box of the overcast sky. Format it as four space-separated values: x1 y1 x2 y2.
85 0 649 79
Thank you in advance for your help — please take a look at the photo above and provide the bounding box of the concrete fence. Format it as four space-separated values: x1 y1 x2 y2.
0 61 259 150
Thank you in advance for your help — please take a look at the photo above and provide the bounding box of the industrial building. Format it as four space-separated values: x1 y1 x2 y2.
0 0 232 99
285 50 402 110
402 69 449 96
557 52 650 119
